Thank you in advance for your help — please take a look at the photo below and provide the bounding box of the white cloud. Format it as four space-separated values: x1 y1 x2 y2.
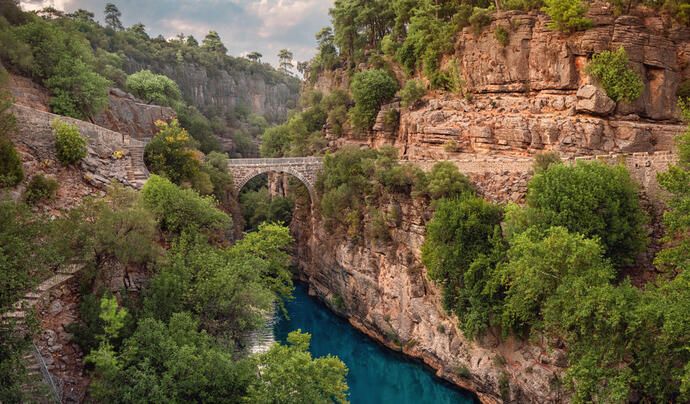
19 0 76 11
248 0 330 39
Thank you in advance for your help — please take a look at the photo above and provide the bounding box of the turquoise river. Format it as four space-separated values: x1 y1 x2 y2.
274 283 478 404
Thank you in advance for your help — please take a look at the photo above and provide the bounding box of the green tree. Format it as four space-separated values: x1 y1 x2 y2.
247 51 262 62
585 47 644 103
104 3 124 31
522 161 647 267
87 311 255 403
202 30 227 54
247 331 349 404
542 0 592 33
278 49 294 74
0 69 16 138
500 226 616 334
349 69 398 131
126 70 182 107
421 195 503 318
53 184 161 282
141 175 231 237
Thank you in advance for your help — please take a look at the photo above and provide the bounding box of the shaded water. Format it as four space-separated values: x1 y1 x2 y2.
274 283 477 404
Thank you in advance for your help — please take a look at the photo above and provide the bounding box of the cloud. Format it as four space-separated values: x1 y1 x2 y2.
248 0 329 39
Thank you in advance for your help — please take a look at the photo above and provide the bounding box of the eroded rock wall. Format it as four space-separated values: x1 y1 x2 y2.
124 60 299 121
291 195 567 404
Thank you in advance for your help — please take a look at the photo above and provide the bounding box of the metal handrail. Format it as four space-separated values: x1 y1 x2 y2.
32 342 61 403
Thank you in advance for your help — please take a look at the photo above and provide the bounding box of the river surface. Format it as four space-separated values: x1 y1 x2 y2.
273 283 477 404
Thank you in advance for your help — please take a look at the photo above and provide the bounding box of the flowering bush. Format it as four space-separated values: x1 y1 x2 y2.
144 119 201 184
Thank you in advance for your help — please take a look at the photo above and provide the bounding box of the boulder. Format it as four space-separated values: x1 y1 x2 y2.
576 85 616 116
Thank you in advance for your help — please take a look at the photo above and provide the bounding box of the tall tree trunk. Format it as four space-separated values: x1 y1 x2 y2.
495 0 501 11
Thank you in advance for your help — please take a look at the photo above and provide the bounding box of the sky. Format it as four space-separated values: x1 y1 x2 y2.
19 0 334 70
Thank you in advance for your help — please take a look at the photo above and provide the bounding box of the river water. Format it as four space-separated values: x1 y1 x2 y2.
272 283 477 404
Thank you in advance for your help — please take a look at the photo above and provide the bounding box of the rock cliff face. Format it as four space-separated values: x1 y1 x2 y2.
325 4 688 161
291 5 686 403
93 89 176 140
291 197 567 404
124 60 299 121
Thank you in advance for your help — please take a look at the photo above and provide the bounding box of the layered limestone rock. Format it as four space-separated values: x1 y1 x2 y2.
291 196 568 404
456 4 688 121
124 59 299 121
326 4 687 160
369 93 683 160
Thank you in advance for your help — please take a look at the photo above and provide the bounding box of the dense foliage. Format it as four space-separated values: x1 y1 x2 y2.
260 89 350 157
585 47 645 103
520 161 648 267
542 0 592 32
141 174 231 237
240 186 295 231
349 69 399 131
126 70 182 107
0 70 22 188
0 9 110 119
2 174 350 402
315 147 472 238
52 119 87 165
420 153 688 402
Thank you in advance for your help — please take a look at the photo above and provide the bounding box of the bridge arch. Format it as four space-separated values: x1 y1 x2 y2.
227 158 323 202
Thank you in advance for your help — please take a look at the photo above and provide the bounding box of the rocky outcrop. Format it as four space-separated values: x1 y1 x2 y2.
8 74 51 112
456 3 689 121
93 88 176 140
362 92 683 160
6 104 149 212
124 59 299 121
575 84 616 115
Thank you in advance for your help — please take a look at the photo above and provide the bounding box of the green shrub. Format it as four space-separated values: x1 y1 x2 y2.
126 70 182 107
399 80 426 108
141 175 231 237
585 47 644 103
455 365 471 378
349 69 399 131
542 0 592 33
677 80 690 101
469 8 492 35
494 25 510 47
0 138 23 188
382 108 400 131
422 161 474 200
52 119 87 165
443 140 461 153
24 175 58 205
521 161 647 267
532 151 561 174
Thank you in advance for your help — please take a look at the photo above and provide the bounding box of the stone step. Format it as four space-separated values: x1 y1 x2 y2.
37 274 73 293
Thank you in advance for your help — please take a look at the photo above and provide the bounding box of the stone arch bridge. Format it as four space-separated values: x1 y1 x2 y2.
227 157 323 200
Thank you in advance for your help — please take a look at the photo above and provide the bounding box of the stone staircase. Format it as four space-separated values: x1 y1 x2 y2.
3 265 82 403
127 142 150 188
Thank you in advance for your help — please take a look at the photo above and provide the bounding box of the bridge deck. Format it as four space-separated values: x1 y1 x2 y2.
227 157 322 166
